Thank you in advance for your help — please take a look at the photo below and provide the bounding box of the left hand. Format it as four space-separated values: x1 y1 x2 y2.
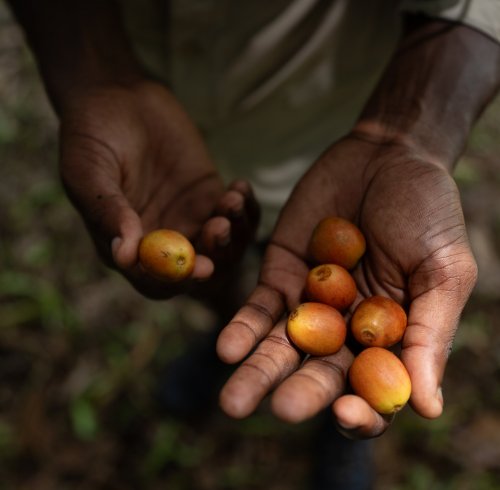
216 133 477 438
59 80 259 299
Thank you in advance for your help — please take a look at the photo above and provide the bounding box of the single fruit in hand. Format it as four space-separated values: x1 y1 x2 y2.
308 217 366 269
138 229 195 282
348 347 411 415
351 296 407 347
304 264 357 311
287 302 346 356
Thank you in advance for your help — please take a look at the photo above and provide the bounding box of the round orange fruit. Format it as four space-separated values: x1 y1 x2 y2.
138 229 195 282
349 347 411 414
304 264 357 311
351 296 407 348
287 302 346 356
308 217 366 269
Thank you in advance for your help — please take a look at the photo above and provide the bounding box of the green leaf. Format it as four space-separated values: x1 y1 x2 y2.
70 397 99 441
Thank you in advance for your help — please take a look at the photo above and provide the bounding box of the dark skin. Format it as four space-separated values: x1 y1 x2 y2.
58 81 259 299
218 136 477 435
7 1 500 438
8 0 260 299
216 18 500 437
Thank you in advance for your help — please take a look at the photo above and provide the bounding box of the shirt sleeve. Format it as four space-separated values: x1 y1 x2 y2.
401 0 500 43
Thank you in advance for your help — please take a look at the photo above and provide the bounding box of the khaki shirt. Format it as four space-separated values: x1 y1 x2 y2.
121 0 500 235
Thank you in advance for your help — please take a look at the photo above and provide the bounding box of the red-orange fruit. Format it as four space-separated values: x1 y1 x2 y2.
349 347 411 414
138 229 195 282
304 264 357 311
351 296 407 347
287 302 346 356
308 217 366 270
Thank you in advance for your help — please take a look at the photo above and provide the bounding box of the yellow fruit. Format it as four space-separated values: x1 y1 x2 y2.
348 347 411 414
351 296 407 347
138 229 195 282
287 302 346 356
304 264 357 311
308 217 366 270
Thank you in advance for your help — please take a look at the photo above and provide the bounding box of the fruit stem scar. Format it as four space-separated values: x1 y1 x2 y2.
177 256 186 266
361 329 375 342
316 265 332 281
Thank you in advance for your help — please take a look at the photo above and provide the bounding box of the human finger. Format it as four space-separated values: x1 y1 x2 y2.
271 346 353 423
60 154 143 270
215 180 260 226
214 180 260 259
216 283 286 364
219 320 301 419
199 216 232 255
333 394 392 439
198 181 259 262
402 250 478 418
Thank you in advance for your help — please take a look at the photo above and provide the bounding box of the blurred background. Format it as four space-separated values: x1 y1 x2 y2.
1 2 500 489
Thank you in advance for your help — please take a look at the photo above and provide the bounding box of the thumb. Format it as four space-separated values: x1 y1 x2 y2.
401 253 478 419
61 160 143 270
97 193 143 269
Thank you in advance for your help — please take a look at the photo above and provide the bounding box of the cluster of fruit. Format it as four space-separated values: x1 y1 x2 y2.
137 222 412 416
287 217 412 415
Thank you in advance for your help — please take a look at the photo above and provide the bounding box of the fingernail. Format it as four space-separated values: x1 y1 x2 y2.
218 233 231 247
230 206 244 218
436 386 444 407
111 237 122 257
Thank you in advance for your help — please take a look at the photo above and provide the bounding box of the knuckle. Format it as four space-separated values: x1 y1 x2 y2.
418 246 478 299
241 357 275 387
227 320 259 344
312 358 347 380
442 251 478 297
246 301 275 324
265 333 295 351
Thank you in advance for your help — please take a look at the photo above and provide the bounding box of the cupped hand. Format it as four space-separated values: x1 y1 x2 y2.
216 134 477 438
58 80 259 297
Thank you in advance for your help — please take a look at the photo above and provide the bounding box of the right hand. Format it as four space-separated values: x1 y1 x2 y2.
59 80 259 298
216 133 477 437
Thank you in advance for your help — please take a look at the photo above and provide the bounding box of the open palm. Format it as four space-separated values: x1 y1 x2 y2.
217 135 477 438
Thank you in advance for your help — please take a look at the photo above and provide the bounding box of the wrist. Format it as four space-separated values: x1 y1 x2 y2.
9 0 145 114
351 117 456 173
45 47 145 115
352 17 500 173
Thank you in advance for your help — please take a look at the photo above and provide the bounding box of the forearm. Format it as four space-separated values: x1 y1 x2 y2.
354 15 500 170
7 0 144 114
